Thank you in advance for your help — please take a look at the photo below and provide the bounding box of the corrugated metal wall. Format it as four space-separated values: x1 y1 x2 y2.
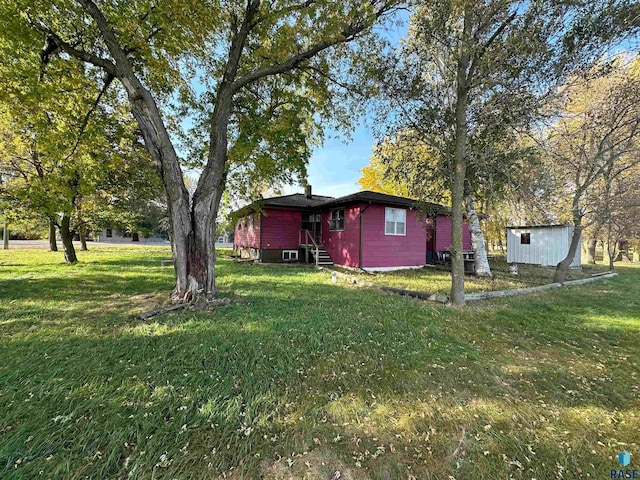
506 226 581 267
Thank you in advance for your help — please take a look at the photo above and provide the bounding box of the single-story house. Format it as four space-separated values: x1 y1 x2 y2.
506 225 581 267
233 187 472 270
95 227 168 244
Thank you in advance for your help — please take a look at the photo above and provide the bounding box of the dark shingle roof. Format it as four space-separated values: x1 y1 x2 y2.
262 193 335 208
320 191 450 215
233 190 452 216
232 193 334 216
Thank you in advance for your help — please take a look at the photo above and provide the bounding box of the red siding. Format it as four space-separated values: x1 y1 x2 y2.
321 204 361 268
360 205 427 268
234 212 260 249
260 208 302 250
435 215 472 251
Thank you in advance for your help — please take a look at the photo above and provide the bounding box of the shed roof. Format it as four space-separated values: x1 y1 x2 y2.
506 224 570 230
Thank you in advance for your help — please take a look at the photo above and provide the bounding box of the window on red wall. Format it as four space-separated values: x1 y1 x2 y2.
329 209 345 231
385 208 406 235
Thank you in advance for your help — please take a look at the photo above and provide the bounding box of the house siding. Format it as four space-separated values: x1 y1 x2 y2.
234 212 261 249
435 215 472 252
321 204 361 268
260 208 302 250
360 205 427 268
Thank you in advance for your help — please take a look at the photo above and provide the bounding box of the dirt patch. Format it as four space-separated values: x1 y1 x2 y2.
127 292 169 313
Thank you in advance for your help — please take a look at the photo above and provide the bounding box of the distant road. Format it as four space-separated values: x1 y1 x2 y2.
3 240 233 248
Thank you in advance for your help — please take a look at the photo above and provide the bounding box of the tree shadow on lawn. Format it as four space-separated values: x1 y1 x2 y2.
1 261 639 479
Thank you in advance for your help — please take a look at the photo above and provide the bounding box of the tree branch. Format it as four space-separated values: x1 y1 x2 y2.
63 73 115 163
231 3 391 92
75 0 133 74
298 64 367 98
33 26 117 76
467 8 518 84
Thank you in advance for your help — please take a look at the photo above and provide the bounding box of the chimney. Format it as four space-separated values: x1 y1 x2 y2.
305 184 312 199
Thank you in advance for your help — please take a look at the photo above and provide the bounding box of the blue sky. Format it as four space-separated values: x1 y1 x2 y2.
281 124 380 198
281 13 409 199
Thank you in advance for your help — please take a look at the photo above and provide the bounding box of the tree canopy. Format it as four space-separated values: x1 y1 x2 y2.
0 0 405 300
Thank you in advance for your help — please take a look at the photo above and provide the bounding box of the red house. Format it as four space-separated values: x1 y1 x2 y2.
233 187 472 270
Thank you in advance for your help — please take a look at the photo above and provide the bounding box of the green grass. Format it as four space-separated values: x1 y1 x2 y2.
1 247 638 479
331 257 612 294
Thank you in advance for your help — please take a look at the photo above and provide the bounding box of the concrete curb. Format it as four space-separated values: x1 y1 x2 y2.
318 266 618 305
464 272 618 301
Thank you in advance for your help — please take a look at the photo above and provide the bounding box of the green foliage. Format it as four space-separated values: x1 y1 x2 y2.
0 18 163 238
0 0 400 199
374 0 592 197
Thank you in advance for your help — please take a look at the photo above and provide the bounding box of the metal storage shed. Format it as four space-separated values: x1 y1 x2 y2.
506 225 581 267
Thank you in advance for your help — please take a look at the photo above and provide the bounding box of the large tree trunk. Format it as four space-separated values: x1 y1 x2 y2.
464 186 492 278
187 91 233 299
59 214 78 264
2 221 8 250
585 236 597 264
48 217 58 251
120 74 227 304
123 79 213 302
122 80 230 304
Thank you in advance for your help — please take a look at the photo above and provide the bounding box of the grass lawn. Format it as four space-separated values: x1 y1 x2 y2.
1 247 638 479
331 257 612 295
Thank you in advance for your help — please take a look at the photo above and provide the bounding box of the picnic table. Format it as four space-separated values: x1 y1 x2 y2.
436 250 476 273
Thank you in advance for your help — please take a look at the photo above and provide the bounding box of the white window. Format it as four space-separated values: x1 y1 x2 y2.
282 250 299 261
329 209 345 231
385 207 406 236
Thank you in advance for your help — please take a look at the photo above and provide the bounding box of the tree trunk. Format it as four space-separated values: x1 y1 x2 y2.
449 11 472 307
585 236 597 264
554 225 582 283
120 80 201 302
464 186 492 278
48 217 58 251
606 240 618 270
79 224 88 251
185 91 233 300
59 214 78 264
2 221 8 250
122 76 229 302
